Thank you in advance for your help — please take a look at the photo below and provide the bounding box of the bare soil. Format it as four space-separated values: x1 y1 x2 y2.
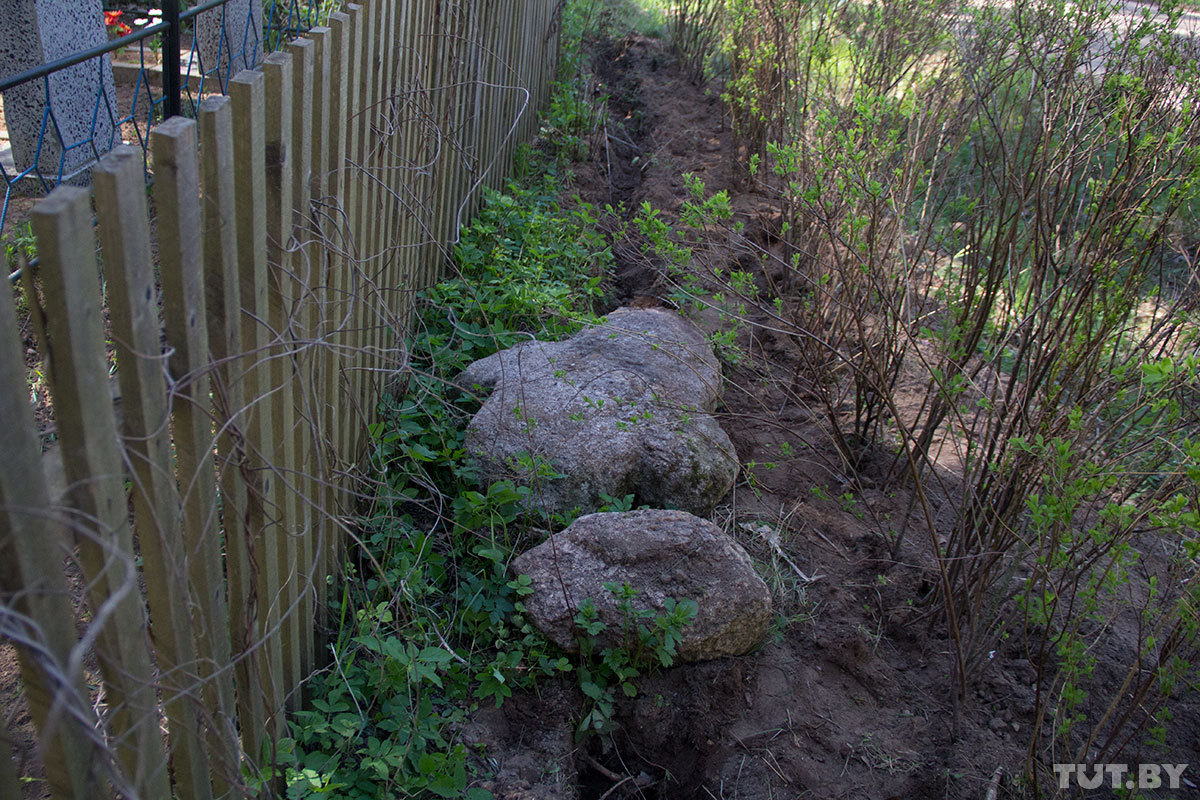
465 34 1200 800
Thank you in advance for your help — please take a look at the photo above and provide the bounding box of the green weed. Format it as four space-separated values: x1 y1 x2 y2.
573 582 697 737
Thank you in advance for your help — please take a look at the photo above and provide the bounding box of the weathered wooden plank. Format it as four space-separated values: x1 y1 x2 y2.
517 0 536 144
339 1 362 474
33 185 171 798
389 0 413 356
413 0 440 290
198 92 260 777
283 46 318 617
422 0 451 289
457 0 482 223
497 0 521 189
480 0 504 195
366 0 391 401
196 92 255 786
350 0 375 447
287 34 316 690
379 0 410 370
306 28 331 206
377 0 402 384
465 0 487 219
343 1 369 513
432 0 465 270
263 48 301 713
230 66 281 760
94 144 214 800
305 22 338 664
538 0 556 128
151 116 241 793
289 38 315 227
444 0 475 249
323 10 354 647
288 33 319 685
0 243 103 799
390 0 425 339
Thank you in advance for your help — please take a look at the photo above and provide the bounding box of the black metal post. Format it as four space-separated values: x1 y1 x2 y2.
163 0 182 119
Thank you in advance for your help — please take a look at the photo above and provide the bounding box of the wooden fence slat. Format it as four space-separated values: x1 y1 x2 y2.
477 0 494 194
521 0 538 143
324 10 354 640
367 0 392 399
263 49 302 706
0 254 102 799
350 0 375 441
434 0 466 272
151 116 241 794
342 1 364 462
379 0 407 370
306 28 331 205
391 0 424 330
422 0 449 289
286 34 316 693
474 0 492 195
498 0 521 188
413 0 438 289
287 33 318 686
386 0 403 295
305 22 337 663
361 0 381 395
33 185 171 798
230 66 281 759
403 0 421 285
461 0 483 222
342 1 367 522
425 0 446 290
94 144 214 800
446 0 474 248
339 0 361 476
198 93 259 778
377 0 401 389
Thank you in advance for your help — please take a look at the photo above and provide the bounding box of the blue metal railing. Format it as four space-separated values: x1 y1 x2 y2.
0 0 328 241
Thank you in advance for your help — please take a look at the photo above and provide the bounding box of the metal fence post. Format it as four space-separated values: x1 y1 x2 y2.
164 0 182 118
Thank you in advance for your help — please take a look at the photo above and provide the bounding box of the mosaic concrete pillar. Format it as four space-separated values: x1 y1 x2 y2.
195 0 262 93
0 0 118 183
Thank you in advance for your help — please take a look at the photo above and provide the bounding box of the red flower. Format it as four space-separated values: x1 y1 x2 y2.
104 10 132 37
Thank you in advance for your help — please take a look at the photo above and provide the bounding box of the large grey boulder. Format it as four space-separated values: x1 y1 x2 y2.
512 509 772 662
458 307 736 517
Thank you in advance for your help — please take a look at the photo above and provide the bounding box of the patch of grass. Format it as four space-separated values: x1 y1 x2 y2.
4 221 36 317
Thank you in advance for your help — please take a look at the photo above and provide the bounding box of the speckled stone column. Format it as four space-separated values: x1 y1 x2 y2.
0 0 118 183
195 0 262 92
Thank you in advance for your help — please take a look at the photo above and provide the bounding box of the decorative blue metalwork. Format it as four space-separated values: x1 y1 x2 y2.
1 0 327 239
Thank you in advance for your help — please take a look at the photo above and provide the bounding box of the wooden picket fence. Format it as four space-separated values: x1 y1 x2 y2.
0 0 560 796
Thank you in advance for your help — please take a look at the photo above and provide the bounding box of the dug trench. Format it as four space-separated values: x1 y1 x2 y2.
464 33 1200 800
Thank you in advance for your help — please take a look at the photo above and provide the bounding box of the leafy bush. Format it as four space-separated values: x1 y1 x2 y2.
656 0 1200 788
